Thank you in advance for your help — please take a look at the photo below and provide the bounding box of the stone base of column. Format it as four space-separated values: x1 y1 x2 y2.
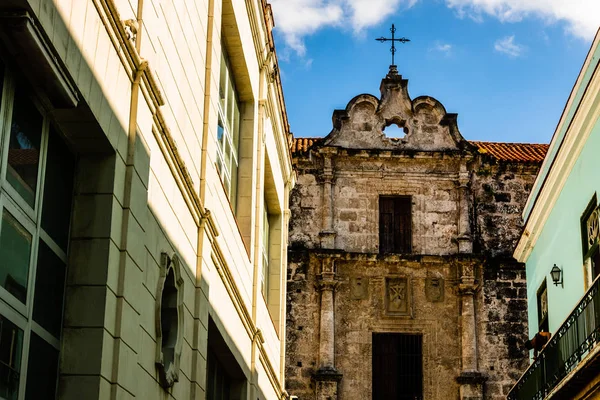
314 367 342 400
457 371 486 400
319 230 337 249
457 235 473 253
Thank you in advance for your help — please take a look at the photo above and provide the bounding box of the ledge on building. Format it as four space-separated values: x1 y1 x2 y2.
314 367 343 382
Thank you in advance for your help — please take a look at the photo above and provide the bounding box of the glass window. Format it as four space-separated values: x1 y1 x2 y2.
0 209 32 304
0 61 4 104
32 240 66 338
216 48 241 208
6 90 43 207
207 350 232 400
219 56 226 112
0 67 75 399
41 127 75 250
581 195 600 284
261 204 270 299
25 332 59 400
0 315 23 400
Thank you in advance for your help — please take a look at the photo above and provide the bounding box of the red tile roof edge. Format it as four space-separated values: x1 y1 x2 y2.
291 137 549 163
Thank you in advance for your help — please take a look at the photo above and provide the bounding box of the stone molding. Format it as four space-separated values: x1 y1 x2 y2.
155 252 185 389
317 279 340 292
314 366 343 382
456 371 488 385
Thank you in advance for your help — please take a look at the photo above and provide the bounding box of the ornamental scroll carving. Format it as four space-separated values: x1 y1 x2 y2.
587 208 599 248
385 277 410 315
350 277 369 300
155 252 185 389
426 277 444 302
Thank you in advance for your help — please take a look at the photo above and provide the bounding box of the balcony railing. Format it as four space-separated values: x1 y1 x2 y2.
507 277 600 400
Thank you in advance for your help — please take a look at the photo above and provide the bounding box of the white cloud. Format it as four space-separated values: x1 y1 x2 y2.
270 0 600 57
494 35 525 57
431 42 453 54
270 0 414 56
270 0 344 56
445 0 600 40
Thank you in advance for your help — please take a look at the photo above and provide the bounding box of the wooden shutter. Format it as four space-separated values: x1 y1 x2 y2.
372 333 423 400
379 197 412 254
380 198 395 254
395 197 411 253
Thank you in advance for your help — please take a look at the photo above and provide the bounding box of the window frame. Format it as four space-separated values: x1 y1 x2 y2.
261 201 270 301
0 65 73 400
581 194 600 287
216 47 241 210
0 77 50 224
536 280 548 332
379 195 412 254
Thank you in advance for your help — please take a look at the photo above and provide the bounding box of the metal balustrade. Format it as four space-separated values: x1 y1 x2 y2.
507 277 600 400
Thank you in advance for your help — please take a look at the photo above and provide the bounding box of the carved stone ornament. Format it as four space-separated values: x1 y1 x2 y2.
385 277 410 315
350 277 369 300
155 252 185 389
426 277 444 302
123 19 138 42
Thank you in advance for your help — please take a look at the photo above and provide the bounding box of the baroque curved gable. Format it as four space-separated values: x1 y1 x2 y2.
324 72 467 151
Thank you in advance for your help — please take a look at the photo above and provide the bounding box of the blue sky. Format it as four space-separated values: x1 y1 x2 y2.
269 0 599 144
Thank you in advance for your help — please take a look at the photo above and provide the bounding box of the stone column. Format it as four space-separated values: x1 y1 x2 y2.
315 258 342 399
319 148 337 249
457 165 473 254
457 262 486 399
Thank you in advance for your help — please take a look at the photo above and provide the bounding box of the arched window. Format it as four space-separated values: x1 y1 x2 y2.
155 253 184 389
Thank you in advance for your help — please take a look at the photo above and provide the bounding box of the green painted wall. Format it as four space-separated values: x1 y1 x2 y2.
525 119 600 339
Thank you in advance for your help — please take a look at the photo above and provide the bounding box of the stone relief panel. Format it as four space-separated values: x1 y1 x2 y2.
385 277 410 315
425 277 444 302
350 276 369 300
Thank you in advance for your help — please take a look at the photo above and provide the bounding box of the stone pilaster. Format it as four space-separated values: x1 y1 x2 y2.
457 165 473 253
457 262 486 400
315 258 342 400
319 148 337 249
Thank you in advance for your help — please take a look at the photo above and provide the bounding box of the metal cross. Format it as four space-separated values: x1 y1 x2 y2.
376 24 410 68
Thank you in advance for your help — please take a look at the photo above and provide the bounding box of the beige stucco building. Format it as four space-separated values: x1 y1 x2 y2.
0 0 293 399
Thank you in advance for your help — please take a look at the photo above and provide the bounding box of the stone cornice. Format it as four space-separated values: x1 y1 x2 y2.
456 371 488 384
294 249 487 264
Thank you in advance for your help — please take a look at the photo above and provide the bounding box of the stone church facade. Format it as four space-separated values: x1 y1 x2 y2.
285 69 548 400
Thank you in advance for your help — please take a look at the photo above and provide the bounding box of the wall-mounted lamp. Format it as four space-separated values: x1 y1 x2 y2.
550 264 563 288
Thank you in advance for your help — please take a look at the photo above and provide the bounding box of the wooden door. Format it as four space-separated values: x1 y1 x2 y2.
372 333 423 400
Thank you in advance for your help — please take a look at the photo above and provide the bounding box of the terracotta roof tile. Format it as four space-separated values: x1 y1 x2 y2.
290 137 549 163
291 137 322 154
469 141 549 163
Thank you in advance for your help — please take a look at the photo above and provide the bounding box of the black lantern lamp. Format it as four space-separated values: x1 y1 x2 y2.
550 264 563 288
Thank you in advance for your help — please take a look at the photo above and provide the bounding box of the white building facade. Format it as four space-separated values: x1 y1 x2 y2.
0 0 293 399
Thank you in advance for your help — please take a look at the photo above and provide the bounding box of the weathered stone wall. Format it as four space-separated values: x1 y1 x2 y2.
333 254 463 400
285 71 543 400
478 261 530 400
290 152 464 255
472 161 539 257
286 250 321 398
289 167 322 250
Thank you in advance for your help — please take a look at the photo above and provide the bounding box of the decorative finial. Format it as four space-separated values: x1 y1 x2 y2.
376 24 410 73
